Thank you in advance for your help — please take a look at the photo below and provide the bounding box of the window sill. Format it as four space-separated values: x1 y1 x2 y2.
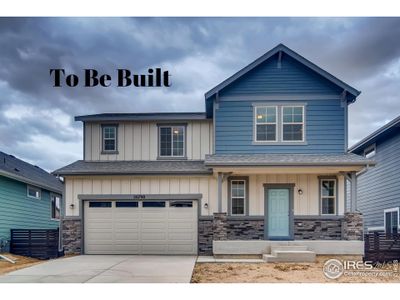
101 151 119 155
252 141 308 146
157 156 188 160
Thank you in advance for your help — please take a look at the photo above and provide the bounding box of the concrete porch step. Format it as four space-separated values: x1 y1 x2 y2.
263 250 316 263
270 245 308 255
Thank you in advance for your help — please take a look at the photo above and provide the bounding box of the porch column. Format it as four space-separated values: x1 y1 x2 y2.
350 171 357 212
217 172 223 213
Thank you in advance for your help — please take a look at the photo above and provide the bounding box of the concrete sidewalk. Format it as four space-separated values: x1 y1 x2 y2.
0 255 196 283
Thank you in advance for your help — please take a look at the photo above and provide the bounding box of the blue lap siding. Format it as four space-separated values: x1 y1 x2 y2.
354 132 400 229
0 175 60 245
214 52 346 154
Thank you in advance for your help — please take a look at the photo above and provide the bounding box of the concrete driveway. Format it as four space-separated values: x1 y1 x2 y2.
0 255 196 283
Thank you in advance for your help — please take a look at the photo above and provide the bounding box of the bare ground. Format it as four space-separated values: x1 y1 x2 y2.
0 253 44 275
191 256 400 283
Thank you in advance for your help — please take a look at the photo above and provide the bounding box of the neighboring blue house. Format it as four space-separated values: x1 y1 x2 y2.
55 44 374 261
349 115 400 234
0 151 63 250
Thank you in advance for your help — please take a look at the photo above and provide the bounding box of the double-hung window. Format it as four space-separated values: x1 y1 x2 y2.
384 208 399 234
254 104 305 143
102 124 118 152
255 106 277 142
159 125 185 158
320 179 336 215
230 179 246 216
51 195 61 220
282 106 304 141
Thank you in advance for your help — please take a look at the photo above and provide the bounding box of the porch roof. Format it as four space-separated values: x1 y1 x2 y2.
204 153 375 167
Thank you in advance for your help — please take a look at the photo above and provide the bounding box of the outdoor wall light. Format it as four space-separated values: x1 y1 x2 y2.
298 189 303 195
204 203 209 209
69 203 75 209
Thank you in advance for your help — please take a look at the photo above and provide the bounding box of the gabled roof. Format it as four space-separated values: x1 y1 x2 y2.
205 153 375 167
0 151 63 194
349 115 400 153
205 43 361 101
53 160 212 176
75 112 208 122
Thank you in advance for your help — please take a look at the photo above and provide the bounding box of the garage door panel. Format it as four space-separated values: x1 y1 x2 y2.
84 200 198 255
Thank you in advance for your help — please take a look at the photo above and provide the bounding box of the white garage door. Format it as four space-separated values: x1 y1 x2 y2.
84 200 198 255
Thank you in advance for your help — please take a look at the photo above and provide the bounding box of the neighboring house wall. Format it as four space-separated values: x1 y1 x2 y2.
84 120 213 161
356 133 400 230
63 173 345 217
0 175 60 243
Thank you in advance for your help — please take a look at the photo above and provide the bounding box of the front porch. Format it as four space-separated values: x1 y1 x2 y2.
199 154 371 257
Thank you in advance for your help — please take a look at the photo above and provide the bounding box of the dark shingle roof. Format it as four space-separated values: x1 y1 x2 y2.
349 115 400 153
53 160 212 176
75 112 208 122
205 153 375 166
0 151 63 193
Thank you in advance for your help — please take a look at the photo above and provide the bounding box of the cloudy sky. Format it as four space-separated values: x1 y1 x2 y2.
0 17 399 171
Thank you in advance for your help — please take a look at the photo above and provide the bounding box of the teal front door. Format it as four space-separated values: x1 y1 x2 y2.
265 185 293 240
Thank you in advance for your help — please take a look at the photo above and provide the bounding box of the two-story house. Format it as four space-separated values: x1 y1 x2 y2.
54 44 374 261
349 115 400 234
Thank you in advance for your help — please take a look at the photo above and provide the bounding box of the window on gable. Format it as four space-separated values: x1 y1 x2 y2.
385 208 399 234
159 126 185 157
27 185 41 199
230 179 247 216
282 106 304 141
364 144 376 159
255 106 277 142
51 195 61 220
102 125 118 152
320 179 336 215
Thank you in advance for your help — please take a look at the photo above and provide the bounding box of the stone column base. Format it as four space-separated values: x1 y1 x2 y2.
62 219 82 254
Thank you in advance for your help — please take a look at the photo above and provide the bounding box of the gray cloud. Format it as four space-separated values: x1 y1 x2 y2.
0 17 399 171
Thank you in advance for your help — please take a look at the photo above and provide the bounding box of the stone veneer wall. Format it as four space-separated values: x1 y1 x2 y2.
294 218 343 240
62 219 82 254
343 212 363 241
198 218 213 255
226 219 264 240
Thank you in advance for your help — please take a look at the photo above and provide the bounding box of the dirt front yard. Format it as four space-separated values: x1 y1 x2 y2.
191 256 400 283
0 253 43 275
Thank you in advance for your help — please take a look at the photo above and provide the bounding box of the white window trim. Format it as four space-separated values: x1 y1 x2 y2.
102 125 118 152
50 194 61 220
384 207 400 233
159 125 186 158
253 104 305 143
364 143 376 158
281 105 305 142
230 180 246 216
253 106 278 142
320 179 336 216
27 185 41 200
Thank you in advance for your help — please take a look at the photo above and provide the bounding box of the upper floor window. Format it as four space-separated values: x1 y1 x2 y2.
51 195 61 220
159 125 185 158
254 104 305 143
27 185 41 199
364 144 376 159
102 124 118 153
282 106 304 141
320 178 336 215
255 106 277 142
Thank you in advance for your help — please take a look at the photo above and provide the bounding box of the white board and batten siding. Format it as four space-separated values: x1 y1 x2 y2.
65 174 345 218
84 121 214 161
